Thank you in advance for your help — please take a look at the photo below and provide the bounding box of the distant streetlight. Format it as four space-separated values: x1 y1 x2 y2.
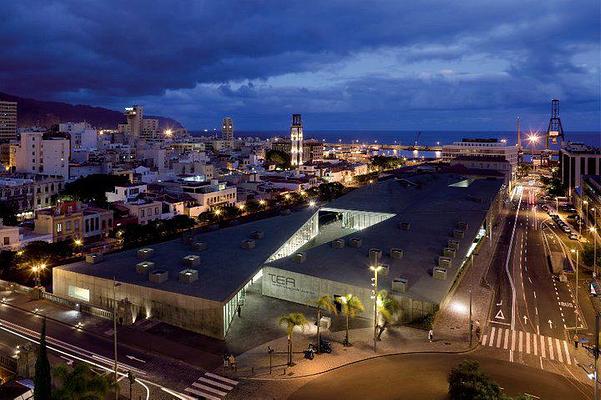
213 208 222 216
309 200 316 207
74 239 83 247
527 134 539 170
259 200 266 206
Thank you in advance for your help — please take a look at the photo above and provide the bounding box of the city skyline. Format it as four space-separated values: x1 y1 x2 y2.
1 0 599 131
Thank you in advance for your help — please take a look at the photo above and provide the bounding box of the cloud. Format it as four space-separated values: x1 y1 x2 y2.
0 0 598 129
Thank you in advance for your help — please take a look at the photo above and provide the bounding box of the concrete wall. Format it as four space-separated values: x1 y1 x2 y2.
53 268 225 339
261 266 436 322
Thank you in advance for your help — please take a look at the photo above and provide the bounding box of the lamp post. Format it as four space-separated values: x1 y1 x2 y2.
584 200 589 227
527 134 539 171
592 226 598 278
469 289 473 347
571 249 580 336
32 263 46 287
370 265 382 353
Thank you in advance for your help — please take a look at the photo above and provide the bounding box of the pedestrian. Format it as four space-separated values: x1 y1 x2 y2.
237 304 241 317
223 352 229 369
428 329 434 342
229 354 237 372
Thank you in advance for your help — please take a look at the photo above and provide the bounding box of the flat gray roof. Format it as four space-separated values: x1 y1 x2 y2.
55 210 314 303
267 174 503 304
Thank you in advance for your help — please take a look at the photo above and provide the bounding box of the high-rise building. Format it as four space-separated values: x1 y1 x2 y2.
559 142 601 195
0 101 17 142
221 117 234 141
290 114 304 166
124 105 143 137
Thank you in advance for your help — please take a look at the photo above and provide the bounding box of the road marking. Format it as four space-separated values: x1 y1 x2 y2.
125 355 146 363
481 334 488 346
184 387 220 400
519 331 523 353
191 382 227 397
198 377 234 391
511 330 516 351
533 291 536 299
563 341 572 365
496 328 503 348
555 339 564 363
204 373 239 385
540 335 546 358
526 332 531 354
533 334 538 356
548 337 555 360
495 309 505 320
504 328 509 350
489 327 496 347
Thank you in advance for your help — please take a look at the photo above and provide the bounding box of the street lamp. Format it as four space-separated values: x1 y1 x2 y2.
527 134 539 170
369 265 382 353
571 249 580 337
32 263 46 287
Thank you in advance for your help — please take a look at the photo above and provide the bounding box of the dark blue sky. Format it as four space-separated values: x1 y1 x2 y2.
1 1 599 131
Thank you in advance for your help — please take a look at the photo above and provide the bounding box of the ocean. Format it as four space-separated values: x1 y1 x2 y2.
192 130 601 148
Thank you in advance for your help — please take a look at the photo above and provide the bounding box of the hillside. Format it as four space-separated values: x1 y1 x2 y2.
0 92 182 130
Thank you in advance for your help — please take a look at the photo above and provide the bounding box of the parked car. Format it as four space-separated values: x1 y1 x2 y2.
563 227 571 233
569 233 579 240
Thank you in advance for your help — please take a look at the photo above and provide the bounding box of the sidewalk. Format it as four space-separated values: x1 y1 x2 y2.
224 325 471 380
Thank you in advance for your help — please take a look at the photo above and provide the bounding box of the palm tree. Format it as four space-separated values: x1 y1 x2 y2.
278 312 308 365
34 318 51 400
315 295 337 353
52 362 113 400
337 294 364 346
376 290 400 340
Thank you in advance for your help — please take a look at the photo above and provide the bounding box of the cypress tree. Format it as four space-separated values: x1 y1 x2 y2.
34 317 52 400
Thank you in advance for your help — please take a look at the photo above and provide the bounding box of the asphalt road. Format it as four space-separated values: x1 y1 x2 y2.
288 353 592 400
0 299 202 399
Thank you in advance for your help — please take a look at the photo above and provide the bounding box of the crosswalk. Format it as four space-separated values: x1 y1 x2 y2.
481 326 573 365
184 372 239 400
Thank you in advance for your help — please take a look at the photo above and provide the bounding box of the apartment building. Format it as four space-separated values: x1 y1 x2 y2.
181 180 237 211
59 122 98 154
122 199 163 225
13 131 70 180
34 200 83 242
106 183 147 203
83 207 113 240
0 174 64 215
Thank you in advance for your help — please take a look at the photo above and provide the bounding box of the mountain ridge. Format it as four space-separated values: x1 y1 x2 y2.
0 91 182 130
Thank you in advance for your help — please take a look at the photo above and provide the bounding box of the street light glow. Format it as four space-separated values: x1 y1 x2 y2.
527 134 539 144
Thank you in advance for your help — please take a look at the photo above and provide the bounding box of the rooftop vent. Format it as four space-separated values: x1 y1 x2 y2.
390 248 404 260
433 267 447 280
179 269 198 284
241 239 256 249
293 253 306 263
379 264 390 276
438 256 451 268
250 230 264 240
192 241 208 251
149 269 168 284
349 237 362 248
448 239 460 250
443 247 456 258
399 222 411 231
182 255 200 267
392 277 408 293
85 253 103 264
452 229 465 239
137 248 154 259
369 248 382 265
331 238 345 248
136 261 154 275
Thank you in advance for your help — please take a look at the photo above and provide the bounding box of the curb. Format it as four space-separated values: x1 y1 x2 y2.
239 343 480 381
